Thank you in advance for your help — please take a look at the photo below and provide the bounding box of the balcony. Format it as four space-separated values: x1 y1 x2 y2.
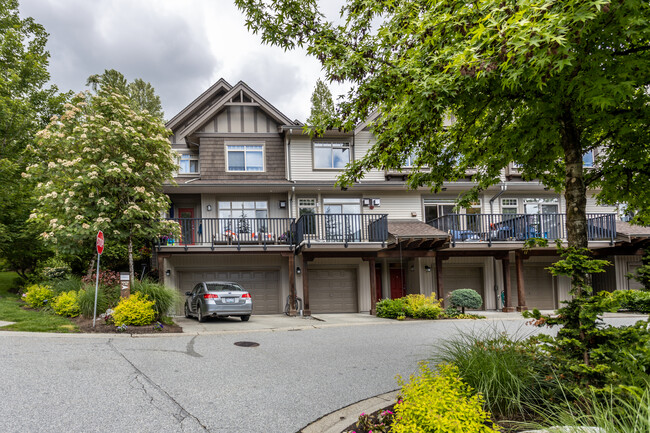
428 213 616 246
295 214 389 248
160 217 295 249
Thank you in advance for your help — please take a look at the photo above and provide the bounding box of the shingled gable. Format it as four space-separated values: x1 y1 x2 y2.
166 78 233 132
174 80 297 142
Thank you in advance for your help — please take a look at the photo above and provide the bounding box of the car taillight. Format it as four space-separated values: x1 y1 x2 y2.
203 294 219 299
241 293 251 298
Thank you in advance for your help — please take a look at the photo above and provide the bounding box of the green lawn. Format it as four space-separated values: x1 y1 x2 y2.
0 272 79 333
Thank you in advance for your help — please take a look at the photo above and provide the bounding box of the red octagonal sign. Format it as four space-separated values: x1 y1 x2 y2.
96 230 104 255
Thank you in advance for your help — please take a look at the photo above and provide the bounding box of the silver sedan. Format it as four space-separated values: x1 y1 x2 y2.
184 281 253 322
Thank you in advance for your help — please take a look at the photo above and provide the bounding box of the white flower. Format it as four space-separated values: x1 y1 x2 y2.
89 192 94 198
135 186 145 193
113 230 120 235
75 215 83 220
68 191 74 197
82 223 90 229
29 213 37 220
21 172 31 178
48 162 56 168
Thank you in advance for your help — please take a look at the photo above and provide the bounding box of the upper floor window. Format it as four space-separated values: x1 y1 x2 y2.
227 144 264 172
178 153 199 174
403 153 417 168
501 198 518 214
314 141 350 169
583 150 595 168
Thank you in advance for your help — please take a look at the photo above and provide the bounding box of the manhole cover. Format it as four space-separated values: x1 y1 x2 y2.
234 341 259 347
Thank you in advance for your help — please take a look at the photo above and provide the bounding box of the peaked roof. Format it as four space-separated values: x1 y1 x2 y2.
166 78 233 131
174 80 297 141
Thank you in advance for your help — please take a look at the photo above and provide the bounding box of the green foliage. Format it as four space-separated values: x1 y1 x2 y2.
392 363 500 433
48 276 84 295
629 250 650 291
52 290 80 317
77 287 108 318
449 289 483 314
39 256 71 281
23 284 54 308
305 78 334 136
132 279 179 319
28 88 179 276
376 294 442 319
547 244 610 295
432 329 552 420
620 289 650 313
112 292 156 326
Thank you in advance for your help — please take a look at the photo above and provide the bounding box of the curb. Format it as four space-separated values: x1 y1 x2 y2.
299 390 399 433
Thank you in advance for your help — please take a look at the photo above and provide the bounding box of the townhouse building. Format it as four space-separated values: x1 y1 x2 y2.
157 79 649 316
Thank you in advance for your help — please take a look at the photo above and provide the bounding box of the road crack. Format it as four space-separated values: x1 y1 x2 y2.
108 339 209 432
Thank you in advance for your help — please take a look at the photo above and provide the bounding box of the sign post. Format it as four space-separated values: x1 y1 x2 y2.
93 231 104 328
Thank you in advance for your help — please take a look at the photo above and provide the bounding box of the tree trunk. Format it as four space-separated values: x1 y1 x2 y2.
128 235 134 284
87 254 96 279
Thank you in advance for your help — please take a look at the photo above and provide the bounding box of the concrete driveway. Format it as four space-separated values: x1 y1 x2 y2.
0 313 645 433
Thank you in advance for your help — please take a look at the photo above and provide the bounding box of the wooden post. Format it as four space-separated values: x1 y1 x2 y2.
157 254 165 284
435 255 444 306
302 259 311 316
288 253 297 316
502 255 515 312
515 250 528 311
369 258 377 315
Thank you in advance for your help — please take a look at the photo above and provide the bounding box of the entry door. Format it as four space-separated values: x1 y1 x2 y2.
178 208 195 244
389 269 405 299
323 199 361 241
540 204 560 239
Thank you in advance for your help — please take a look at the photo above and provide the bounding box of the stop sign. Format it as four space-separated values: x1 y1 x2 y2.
96 231 104 255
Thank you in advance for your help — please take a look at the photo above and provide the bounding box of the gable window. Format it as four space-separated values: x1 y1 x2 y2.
314 142 350 169
226 144 264 172
178 153 199 174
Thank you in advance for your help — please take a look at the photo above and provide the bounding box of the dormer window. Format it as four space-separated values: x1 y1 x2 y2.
178 153 199 174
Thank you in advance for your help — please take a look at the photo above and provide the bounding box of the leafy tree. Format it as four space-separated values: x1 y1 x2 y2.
306 78 335 136
86 69 164 119
27 88 180 283
0 0 68 278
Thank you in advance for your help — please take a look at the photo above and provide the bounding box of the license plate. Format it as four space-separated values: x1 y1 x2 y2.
224 298 236 303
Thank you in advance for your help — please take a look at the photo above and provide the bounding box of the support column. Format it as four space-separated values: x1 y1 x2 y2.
502 255 515 312
288 253 297 316
302 259 311 316
435 255 444 306
515 250 528 311
369 258 377 315
157 254 167 285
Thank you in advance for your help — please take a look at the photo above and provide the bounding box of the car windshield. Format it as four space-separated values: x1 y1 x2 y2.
205 283 244 292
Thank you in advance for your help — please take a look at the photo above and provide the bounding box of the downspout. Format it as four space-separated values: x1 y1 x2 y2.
489 184 507 310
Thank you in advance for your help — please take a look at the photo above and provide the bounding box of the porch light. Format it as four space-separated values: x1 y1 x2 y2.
424 265 432 272
279 200 287 208
165 270 171 276
206 204 212 211
296 267 302 275
410 265 415 271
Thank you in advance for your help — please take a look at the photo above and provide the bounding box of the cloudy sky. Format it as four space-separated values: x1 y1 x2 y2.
19 0 347 122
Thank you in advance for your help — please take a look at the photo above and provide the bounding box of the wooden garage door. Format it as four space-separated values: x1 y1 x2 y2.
310 269 358 313
177 270 280 315
442 267 484 308
509 265 555 310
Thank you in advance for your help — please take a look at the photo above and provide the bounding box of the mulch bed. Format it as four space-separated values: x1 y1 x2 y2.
71 316 183 334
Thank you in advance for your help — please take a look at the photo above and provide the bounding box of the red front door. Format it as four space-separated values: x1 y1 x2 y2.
178 208 195 244
390 269 405 299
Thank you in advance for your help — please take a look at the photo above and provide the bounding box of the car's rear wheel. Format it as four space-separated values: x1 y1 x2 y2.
184 304 191 318
197 305 205 323
241 315 250 322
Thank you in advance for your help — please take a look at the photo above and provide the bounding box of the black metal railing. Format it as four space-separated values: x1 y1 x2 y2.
160 218 296 248
295 213 388 246
428 213 616 245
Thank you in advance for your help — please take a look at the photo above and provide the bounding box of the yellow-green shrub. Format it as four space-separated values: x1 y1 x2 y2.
52 291 80 317
23 284 55 309
392 363 500 433
112 292 156 326
404 294 443 319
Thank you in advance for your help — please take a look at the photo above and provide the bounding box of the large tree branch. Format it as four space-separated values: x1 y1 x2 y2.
612 45 650 56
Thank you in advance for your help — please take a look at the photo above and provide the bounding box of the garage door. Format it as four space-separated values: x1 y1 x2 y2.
510 266 555 310
442 267 484 308
177 270 280 315
310 269 358 313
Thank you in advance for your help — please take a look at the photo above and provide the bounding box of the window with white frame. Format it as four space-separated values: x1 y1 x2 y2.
226 144 264 172
403 152 417 168
178 153 199 174
313 141 350 169
501 198 518 214
218 201 268 235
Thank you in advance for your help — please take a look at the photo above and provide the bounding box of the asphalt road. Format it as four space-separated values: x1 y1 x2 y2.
0 316 643 433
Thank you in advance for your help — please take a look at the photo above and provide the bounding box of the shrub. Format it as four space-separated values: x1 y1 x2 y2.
49 276 84 295
112 292 156 326
620 289 650 313
23 284 55 309
77 287 108 318
403 294 443 319
132 279 179 318
412 304 443 319
392 363 500 433
52 291 81 317
81 270 120 288
39 256 71 281
449 288 483 313
376 298 407 319
432 329 551 420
